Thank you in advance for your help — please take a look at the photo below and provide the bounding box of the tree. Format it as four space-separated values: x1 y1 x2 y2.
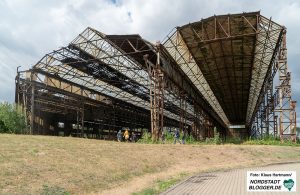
0 102 27 134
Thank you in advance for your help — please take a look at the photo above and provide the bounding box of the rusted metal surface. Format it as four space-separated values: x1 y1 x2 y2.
163 12 296 140
249 29 297 141
15 12 296 141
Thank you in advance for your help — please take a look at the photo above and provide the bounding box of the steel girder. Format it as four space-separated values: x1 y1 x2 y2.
15 12 296 140
163 29 229 125
163 12 296 137
246 15 283 125
15 73 159 136
250 29 297 141
68 28 196 124
173 12 260 123
33 47 186 124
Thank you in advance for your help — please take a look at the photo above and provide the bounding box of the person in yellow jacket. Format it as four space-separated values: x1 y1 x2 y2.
124 129 130 142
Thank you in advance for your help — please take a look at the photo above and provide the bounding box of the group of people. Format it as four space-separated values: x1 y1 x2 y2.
117 129 137 142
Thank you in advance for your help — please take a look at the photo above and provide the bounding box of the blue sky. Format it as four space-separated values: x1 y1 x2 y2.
0 0 299 124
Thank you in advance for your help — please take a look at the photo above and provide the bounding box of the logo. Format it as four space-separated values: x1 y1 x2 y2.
283 179 295 191
247 171 296 192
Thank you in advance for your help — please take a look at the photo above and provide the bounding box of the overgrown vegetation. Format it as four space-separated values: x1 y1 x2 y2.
137 129 300 146
137 130 198 145
0 102 27 134
205 128 222 144
138 128 223 145
244 136 300 146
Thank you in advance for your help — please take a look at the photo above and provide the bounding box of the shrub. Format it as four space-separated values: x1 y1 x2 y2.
0 102 27 134
138 129 199 145
138 130 153 143
185 134 197 144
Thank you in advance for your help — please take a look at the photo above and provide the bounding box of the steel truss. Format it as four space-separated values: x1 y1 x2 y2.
16 27 224 140
162 12 296 140
15 12 296 142
144 44 165 141
250 29 297 141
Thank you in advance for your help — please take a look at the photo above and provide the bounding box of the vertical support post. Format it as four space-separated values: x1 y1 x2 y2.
15 66 21 105
192 101 199 140
291 101 297 143
179 94 184 133
276 29 297 142
76 110 79 137
274 115 278 136
30 73 35 135
144 42 164 142
179 94 187 135
23 82 28 133
265 72 277 137
113 104 116 140
81 104 84 138
255 111 261 138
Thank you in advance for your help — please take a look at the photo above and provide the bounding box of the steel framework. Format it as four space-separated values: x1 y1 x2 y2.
163 12 296 141
16 27 221 140
250 29 297 141
15 11 296 142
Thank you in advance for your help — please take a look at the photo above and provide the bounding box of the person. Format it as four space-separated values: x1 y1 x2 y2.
117 130 122 142
173 129 180 144
124 129 130 142
131 132 137 142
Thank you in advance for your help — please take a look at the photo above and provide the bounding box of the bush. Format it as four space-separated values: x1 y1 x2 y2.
0 102 27 134
138 130 153 143
137 129 199 145
185 134 197 144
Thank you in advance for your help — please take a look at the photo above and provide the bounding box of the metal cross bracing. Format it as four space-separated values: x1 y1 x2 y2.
15 71 182 137
144 47 165 141
32 46 188 125
180 93 187 134
167 13 262 124
164 12 284 125
154 43 227 131
68 27 219 139
15 12 296 141
162 11 296 140
163 29 229 125
17 27 207 139
276 30 297 142
17 63 183 132
246 15 284 125
68 27 197 123
249 28 297 142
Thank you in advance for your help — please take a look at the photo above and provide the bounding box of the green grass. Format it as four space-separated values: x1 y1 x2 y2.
137 130 300 146
41 185 70 195
244 136 300 146
132 188 157 195
132 173 187 195
137 130 220 145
